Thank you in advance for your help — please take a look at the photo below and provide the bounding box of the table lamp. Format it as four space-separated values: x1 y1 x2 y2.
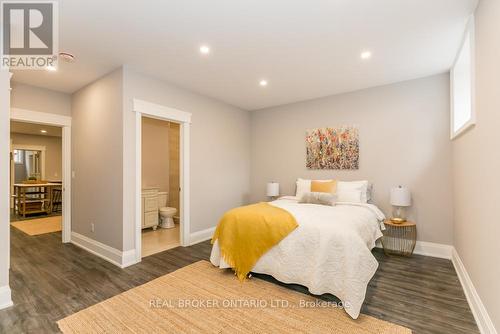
266 182 280 201
390 185 411 223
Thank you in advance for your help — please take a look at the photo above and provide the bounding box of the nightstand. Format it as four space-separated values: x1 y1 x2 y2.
381 220 417 256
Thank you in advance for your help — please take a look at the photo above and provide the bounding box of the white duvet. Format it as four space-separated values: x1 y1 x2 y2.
210 196 385 319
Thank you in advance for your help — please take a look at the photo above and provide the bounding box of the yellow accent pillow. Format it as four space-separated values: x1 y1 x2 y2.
311 180 337 194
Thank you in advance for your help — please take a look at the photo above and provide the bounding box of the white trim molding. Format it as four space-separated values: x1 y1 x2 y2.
376 240 453 259
10 108 72 243
413 241 453 259
133 99 192 124
11 108 72 127
0 285 13 310
133 98 192 262
71 232 138 268
452 248 498 334
61 127 71 243
1 70 12 307
189 227 215 246
122 249 138 268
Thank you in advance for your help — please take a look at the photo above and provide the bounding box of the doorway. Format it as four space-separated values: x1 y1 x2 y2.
10 108 72 243
140 117 181 257
9 122 63 238
133 99 191 262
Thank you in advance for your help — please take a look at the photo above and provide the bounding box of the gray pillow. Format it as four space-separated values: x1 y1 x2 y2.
299 192 337 206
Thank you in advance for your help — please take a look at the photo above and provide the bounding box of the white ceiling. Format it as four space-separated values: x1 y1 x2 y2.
11 121 62 137
11 0 478 110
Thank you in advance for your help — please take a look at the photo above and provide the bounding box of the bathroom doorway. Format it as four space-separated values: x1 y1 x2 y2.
140 116 181 257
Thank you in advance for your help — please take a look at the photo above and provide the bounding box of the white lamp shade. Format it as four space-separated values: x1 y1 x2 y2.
266 182 280 197
390 186 411 206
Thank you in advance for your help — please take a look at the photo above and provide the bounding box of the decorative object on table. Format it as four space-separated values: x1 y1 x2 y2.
305 126 359 170
266 182 280 200
381 220 417 256
390 185 411 223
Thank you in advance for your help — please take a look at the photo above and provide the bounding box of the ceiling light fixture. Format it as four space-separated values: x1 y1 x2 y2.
360 51 372 60
46 65 57 71
259 80 268 87
199 45 210 54
40 130 47 134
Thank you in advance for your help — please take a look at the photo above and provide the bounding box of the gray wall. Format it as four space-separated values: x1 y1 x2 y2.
251 74 453 244
452 0 500 329
122 67 251 251
11 82 71 116
71 69 124 250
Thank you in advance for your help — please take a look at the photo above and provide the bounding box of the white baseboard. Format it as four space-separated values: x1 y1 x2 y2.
413 241 453 259
122 249 137 268
189 227 215 246
0 285 13 310
375 240 453 259
452 248 497 334
71 232 138 268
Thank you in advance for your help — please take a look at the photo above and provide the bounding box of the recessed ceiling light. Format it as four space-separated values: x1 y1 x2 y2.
40 130 47 134
199 45 210 54
360 51 372 60
46 65 57 71
259 80 268 87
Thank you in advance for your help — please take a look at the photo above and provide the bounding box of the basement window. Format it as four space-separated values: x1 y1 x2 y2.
451 16 475 139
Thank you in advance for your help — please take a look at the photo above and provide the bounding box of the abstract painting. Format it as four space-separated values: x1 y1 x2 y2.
306 126 359 169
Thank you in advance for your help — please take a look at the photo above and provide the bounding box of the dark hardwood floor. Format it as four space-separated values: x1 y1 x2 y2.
0 227 478 333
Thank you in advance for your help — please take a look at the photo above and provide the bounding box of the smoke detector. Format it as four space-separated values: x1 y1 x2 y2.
58 52 76 63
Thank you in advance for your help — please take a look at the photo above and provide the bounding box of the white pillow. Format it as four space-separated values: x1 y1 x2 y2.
295 178 334 198
337 181 369 203
336 190 362 203
295 178 311 199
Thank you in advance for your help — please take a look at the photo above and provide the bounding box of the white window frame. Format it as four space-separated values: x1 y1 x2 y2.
450 16 476 140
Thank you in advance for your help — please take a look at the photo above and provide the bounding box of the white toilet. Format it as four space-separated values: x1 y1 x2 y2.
158 192 177 229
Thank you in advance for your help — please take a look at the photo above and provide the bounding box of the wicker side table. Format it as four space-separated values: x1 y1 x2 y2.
381 220 417 256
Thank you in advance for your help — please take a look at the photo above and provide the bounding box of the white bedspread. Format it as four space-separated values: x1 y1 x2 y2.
210 197 385 319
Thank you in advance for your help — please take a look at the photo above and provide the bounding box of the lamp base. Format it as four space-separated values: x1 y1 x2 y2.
390 217 407 224
391 206 408 224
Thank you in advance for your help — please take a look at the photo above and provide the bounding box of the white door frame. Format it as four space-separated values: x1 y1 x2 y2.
133 99 191 262
10 108 72 243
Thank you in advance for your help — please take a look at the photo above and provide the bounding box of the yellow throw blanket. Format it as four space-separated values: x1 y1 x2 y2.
211 202 298 281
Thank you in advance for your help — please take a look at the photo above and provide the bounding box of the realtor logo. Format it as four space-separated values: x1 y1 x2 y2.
1 1 58 69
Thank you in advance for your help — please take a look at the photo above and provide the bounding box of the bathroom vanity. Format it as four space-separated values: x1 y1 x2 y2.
141 187 159 230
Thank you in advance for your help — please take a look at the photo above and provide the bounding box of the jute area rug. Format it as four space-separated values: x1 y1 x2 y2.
11 215 62 236
58 261 411 334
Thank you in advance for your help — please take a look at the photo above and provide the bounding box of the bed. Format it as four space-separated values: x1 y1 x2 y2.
210 195 386 319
